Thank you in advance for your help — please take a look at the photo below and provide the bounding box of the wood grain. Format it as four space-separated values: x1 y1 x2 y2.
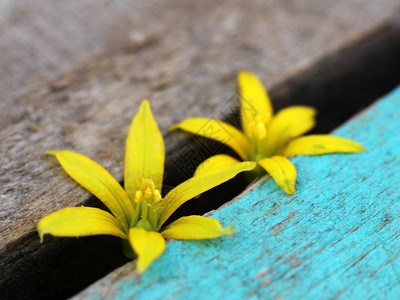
75 86 400 299
1 0 400 297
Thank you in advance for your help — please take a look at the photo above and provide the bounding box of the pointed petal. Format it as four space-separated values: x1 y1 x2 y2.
169 118 249 160
45 151 133 228
285 135 366 157
125 100 165 197
159 161 256 227
238 71 273 137
258 156 297 195
37 207 127 242
194 154 240 177
265 106 316 153
161 215 234 240
129 228 166 273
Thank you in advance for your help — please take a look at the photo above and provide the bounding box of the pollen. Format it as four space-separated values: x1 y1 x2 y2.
136 178 163 204
134 190 143 203
153 189 162 203
144 187 152 199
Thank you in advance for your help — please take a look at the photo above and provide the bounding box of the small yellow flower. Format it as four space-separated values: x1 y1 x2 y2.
170 71 365 195
38 100 255 273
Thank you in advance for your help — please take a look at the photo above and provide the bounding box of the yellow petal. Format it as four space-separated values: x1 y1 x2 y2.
284 135 366 157
125 100 165 198
194 154 240 177
129 228 166 274
238 71 273 137
161 215 234 239
37 207 127 242
265 106 317 153
45 151 133 228
169 118 249 160
159 161 256 227
258 156 297 195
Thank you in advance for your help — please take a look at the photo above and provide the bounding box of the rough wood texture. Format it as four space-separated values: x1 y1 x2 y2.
1 0 400 297
75 86 400 299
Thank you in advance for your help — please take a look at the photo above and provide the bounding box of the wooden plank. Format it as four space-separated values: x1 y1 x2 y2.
3 0 400 100
75 86 400 299
0 0 154 99
2 0 400 297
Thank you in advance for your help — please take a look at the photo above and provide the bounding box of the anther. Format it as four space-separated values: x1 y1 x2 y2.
153 189 162 202
144 187 152 199
134 190 143 203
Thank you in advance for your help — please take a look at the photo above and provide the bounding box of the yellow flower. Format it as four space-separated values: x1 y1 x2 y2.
170 71 365 195
38 100 255 273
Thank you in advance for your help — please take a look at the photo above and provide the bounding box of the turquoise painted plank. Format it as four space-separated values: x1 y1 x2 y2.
76 87 400 300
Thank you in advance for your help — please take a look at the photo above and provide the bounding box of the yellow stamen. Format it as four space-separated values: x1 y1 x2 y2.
144 187 152 199
153 189 162 203
144 179 155 190
134 190 143 203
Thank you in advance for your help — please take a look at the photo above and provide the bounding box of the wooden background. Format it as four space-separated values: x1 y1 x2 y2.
1 0 400 298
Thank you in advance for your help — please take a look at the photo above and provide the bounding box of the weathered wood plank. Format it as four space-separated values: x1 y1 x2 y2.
0 0 153 99
1 0 400 297
75 86 400 299
4 0 400 100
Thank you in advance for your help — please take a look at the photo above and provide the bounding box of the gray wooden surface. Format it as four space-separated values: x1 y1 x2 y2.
1 0 400 297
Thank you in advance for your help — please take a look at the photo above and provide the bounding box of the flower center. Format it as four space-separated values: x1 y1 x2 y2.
132 178 162 231
248 115 269 160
